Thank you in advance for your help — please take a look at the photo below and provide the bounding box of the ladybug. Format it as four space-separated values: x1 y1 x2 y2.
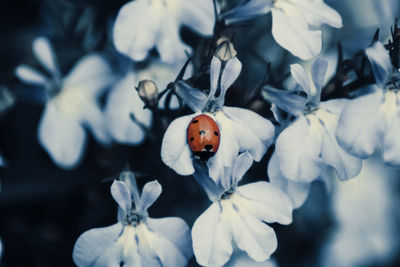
187 114 221 161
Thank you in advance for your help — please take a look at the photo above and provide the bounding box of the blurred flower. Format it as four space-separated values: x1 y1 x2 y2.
222 0 342 60
15 37 114 168
113 0 215 64
161 47 275 182
336 41 400 167
264 58 362 183
191 152 293 266
319 154 400 267
0 86 15 114
73 171 192 267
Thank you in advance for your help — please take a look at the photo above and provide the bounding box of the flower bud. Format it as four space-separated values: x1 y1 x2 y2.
136 80 159 108
215 39 237 61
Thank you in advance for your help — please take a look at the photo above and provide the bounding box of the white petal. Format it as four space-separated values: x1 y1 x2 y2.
113 0 159 61
32 36 58 75
209 56 221 99
382 91 400 166
175 81 208 112
365 42 392 88
336 89 385 159
290 64 311 96
215 57 243 107
63 54 114 97
15 65 48 86
276 115 323 182
111 180 132 216
268 152 310 209
72 223 123 267
161 114 195 175
311 57 328 103
223 107 275 161
222 0 272 24
235 181 293 224
181 0 215 36
38 102 86 169
271 6 321 60
192 203 233 267
139 180 162 213
232 152 253 184
105 72 152 145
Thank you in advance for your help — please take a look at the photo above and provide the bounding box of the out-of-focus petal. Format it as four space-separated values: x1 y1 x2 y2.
381 91 400 166
38 102 86 169
226 251 278 267
235 181 293 225
222 0 273 25
81 102 111 145
192 203 233 267
161 114 196 175
268 152 310 209
113 0 159 61
111 180 132 215
224 107 275 161
181 0 215 36
15 65 48 86
365 42 392 88
105 72 152 145
276 115 323 182
32 36 58 75
72 223 123 267
271 6 321 60
139 180 162 213
175 81 208 112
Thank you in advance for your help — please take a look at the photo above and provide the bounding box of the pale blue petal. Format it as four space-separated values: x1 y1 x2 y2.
113 0 159 61
111 180 132 215
161 114 196 175
215 57 242 107
223 107 275 161
139 180 162 213
181 0 215 36
272 6 321 60
276 115 323 182
311 57 328 104
72 223 123 267
290 64 311 96
268 152 310 209
175 81 208 112
192 203 233 267
336 89 385 159
38 102 86 169
262 86 307 116
193 162 225 202
235 181 293 225
222 0 273 24
15 65 48 86
209 56 221 100
32 37 59 75
365 42 392 88
105 73 152 145
232 152 253 185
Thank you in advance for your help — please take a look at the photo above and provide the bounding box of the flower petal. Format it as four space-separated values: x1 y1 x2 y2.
192 203 233 267
105 72 152 145
268 152 310 209
365 42 392 88
209 56 221 100
161 114 196 175
111 180 132 215
81 102 111 145
290 64 311 96
113 0 159 61
72 223 123 267
382 91 400 166
181 0 215 36
222 0 272 25
15 65 48 86
38 102 86 169
235 181 293 225
32 37 59 75
139 180 162 213
276 115 323 182
262 86 307 116
311 57 328 104
215 57 242 107
175 81 208 112
232 152 253 185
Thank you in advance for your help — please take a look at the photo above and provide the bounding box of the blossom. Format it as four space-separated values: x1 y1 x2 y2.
73 171 192 267
15 37 114 168
336 41 400 167
161 44 275 182
191 152 293 266
225 251 278 267
222 0 342 60
113 0 215 64
263 58 362 183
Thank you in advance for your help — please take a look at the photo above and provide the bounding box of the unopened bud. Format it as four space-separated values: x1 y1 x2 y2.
215 39 237 61
136 80 159 108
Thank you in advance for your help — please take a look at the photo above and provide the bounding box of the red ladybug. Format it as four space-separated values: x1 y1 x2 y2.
187 114 220 161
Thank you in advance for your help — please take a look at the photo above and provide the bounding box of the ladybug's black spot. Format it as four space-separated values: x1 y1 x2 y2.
199 130 205 135
192 120 199 123
190 137 194 141
214 131 219 136
120 261 125 267
205 144 213 151
194 151 215 161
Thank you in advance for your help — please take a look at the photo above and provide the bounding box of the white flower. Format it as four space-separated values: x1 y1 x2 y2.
336 41 400 167
161 52 275 182
191 152 293 266
113 0 215 64
225 251 278 267
15 37 114 169
73 171 192 267
222 0 342 60
264 58 362 183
